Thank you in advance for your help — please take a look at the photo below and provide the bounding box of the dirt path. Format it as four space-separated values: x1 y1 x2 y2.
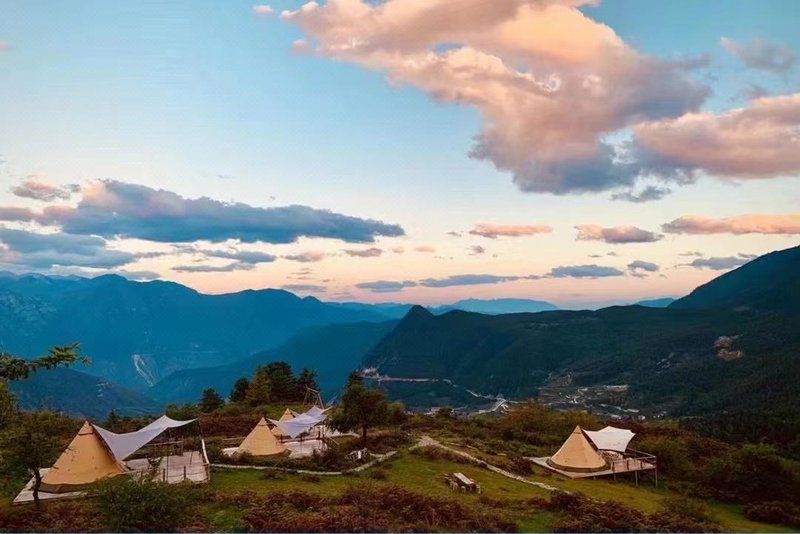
413 435 561 492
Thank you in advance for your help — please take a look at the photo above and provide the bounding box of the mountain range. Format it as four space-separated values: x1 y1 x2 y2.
3 244 799 419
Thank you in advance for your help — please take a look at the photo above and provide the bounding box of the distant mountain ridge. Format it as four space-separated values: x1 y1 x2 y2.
363 245 800 415
0 273 388 390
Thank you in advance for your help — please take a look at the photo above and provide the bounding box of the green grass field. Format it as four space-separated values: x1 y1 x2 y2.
209 445 791 533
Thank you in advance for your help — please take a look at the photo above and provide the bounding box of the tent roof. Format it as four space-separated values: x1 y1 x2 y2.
548 426 607 473
268 412 326 439
238 418 287 456
41 421 128 491
583 426 636 453
278 408 295 421
93 415 196 462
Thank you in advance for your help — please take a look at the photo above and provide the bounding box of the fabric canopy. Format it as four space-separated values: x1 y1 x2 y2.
291 406 330 418
583 426 636 453
268 413 326 439
93 416 196 461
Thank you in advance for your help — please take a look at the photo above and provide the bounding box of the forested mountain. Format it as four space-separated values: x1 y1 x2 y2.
150 320 396 404
363 245 800 416
670 245 800 310
8 367 161 419
0 273 387 389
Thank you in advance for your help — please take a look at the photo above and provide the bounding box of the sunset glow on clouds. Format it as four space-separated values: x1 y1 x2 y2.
0 0 798 308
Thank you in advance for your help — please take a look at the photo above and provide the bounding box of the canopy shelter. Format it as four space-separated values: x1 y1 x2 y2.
93 416 196 462
291 405 331 418
271 408 296 438
238 418 287 457
40 422 129 493
547 426 608 473
269 412 327 440
583 426 636 453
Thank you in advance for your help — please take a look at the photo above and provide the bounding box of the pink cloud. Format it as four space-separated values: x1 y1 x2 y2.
0 41 9 52
414 245 436 253
280 0 708 195
634 93 800 180
575 224 662 244
663 214 800 235
253 4 274 17
469 223 552 238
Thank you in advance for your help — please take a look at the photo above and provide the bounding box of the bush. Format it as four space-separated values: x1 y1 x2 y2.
261 469 288 480
744 501 800 528
243 483 516 532
411 445 472 465
93 477 196 532
369 468 388 480
300 473 322 483
548 491 720 533
659 495 714 524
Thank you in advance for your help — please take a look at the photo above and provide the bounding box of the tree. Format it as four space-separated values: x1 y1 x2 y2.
247 367 271 407
199 388 225 413
0 343 89 381
1 411 74 510
262 362 297 402
230 377 250 403
330 381 389 445
0 382 18 430
296 368 319 398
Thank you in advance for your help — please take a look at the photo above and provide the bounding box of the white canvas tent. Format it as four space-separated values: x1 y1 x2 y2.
271 408 295 438
39 422 129 493
238 418 287 457
547 426 608 473
583 426 636 453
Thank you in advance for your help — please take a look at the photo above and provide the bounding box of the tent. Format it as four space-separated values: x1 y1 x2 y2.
583 426 636 453
40 422 129 493
271 408 295 438
268 412 326 440
93 416 196 462
547 426 608 473
238 418 287 457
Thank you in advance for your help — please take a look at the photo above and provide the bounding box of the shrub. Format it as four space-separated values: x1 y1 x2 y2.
93 477 196 532
659 495 714 523
744 501 800 528
369 468 387 480
300 473 322 483
411 445 472 464
548 491 720 533
243 483 516 532
261 469 288 480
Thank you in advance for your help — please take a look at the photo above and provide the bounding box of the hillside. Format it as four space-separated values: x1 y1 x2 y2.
363 246 800 416
9 367 161 419
0 273 387 390
150 320 397 404
671 244 800 310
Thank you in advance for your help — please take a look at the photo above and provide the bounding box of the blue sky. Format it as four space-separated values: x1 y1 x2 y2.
0 0 798 308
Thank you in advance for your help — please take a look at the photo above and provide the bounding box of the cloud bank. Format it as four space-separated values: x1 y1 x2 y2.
663 214 800 235
469 223 553 238
281 0 709 196
575 224 662 243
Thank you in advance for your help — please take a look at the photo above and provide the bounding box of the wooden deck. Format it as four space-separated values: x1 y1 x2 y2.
13 451 209 505
530 455 656 479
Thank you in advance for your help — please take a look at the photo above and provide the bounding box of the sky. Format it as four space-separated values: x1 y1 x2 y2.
0 0 798 308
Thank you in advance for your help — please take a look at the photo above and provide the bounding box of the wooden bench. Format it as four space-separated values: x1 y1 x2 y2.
446 472 481 493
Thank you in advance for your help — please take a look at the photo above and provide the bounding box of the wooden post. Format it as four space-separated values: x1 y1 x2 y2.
162 469 166 482
654 466 658 488
634 470 639 486
183 466 187 482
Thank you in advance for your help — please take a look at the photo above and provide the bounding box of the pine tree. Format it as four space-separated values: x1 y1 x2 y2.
296 368 319 398
229 377 250 403
246 368 271 407
199 388 225 412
